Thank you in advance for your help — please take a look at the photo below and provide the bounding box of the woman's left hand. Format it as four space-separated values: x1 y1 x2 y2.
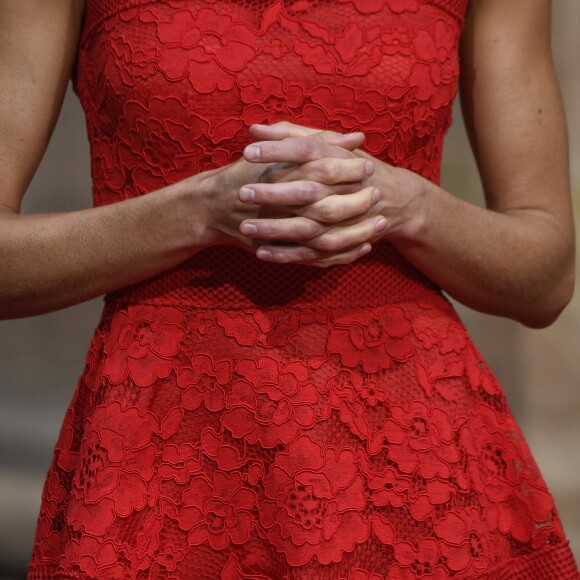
241 121 429 267
242 0 577 329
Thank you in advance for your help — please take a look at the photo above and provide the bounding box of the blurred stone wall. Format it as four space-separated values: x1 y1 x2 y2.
0 3 579 578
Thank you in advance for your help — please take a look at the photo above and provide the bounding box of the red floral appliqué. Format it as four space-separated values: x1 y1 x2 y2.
29 1 579 579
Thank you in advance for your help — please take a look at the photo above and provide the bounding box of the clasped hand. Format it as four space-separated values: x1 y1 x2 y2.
238 121 426 267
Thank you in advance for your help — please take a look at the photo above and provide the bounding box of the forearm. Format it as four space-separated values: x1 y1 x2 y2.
390 181 575 328
238 125 575 324
0 180 206 318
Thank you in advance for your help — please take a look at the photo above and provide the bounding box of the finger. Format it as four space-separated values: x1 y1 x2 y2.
239 180 364 205
244 136 355 164
240 216 325 241
312 243 373 267
255 242 373 266
290 157 374 185
249 121 365 150
249 121 315 139
255 157 373 186
297 186 380 223
308 215 387 253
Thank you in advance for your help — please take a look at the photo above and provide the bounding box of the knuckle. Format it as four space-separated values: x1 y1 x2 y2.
294 138 314 159
298 219 320 239
315 234 340 252
316 160 337 181
299 182 319 203
301 248 320 261
309 220 325 238
318 202 340 223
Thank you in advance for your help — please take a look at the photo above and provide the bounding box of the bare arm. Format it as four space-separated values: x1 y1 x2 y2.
0 1 376 318
0 1 213 318
402 0 575 327
242 0 574 328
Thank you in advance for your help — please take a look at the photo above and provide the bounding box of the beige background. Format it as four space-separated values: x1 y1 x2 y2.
0 4 579 578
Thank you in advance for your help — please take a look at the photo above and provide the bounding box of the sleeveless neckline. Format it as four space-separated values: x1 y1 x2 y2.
80 0 468 49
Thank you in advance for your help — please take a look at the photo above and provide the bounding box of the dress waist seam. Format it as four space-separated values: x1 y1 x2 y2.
103 288 445 311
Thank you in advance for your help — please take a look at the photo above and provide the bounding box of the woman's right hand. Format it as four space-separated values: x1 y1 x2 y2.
192 157 274 252
193 130 377 253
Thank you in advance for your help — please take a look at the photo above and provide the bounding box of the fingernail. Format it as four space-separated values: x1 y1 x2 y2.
372 188 380 204
239 187 256 202
257 248 272 260
365 161 374 176
245 145 261 161
375 217 388 233
241 223 258 235
360 244 372 256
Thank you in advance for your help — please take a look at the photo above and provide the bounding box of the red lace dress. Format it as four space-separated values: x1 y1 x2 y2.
28 1 580 578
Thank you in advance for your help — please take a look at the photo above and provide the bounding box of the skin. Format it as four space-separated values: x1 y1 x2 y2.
238 0 575 328
0 0 375 317
0 0 574 328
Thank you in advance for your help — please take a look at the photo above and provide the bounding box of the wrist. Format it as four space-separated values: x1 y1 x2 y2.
400 175 436 245
167 173 214 252
376 168 435 247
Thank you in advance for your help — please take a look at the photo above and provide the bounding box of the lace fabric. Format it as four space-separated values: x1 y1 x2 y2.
29 1 579 578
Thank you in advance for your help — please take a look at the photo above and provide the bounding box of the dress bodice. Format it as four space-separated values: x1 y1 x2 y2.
76 0 467 197
74 0 467 308
30 3 580 578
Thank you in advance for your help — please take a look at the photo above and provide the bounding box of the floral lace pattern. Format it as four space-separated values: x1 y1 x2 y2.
29 1 580 578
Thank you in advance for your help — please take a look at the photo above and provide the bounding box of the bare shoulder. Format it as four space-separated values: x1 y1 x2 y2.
0 0 84 212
